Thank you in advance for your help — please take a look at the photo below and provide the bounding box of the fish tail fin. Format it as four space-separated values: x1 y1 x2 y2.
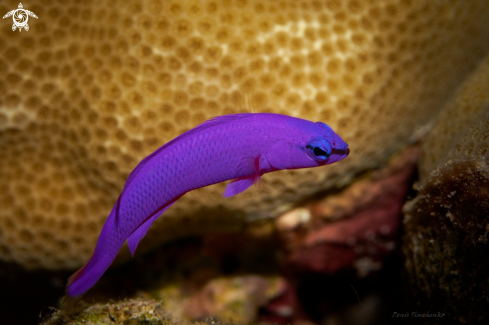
66 208 124 297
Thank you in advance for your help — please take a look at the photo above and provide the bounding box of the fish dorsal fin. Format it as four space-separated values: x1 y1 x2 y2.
195 113 251 129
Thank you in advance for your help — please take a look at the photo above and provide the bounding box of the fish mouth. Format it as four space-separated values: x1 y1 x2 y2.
332 147 350 156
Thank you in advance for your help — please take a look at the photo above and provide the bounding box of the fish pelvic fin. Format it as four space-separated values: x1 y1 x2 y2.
223 176 256 198
114 193 122 228
127 195 183 256
223 155 263 198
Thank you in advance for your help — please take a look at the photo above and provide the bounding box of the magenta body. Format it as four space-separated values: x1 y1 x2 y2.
67 113 349 296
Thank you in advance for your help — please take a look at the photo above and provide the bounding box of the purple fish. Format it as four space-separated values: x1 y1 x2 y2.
66 113 349 296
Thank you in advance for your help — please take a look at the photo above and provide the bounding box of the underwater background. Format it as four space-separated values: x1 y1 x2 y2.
1 0 489 324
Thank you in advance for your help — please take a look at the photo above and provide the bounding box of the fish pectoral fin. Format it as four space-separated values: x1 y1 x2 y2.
223 155 263 198
223 176 257 198
127 198 180 256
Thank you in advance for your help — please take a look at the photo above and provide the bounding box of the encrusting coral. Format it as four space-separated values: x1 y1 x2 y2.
39 298 237 325
403 53 489 324
1 0 489 270
39 299 168 325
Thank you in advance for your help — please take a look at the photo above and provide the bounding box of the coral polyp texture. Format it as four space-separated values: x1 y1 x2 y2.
1 0 489 270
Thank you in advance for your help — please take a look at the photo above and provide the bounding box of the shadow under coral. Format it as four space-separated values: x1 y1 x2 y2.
1 227 417 325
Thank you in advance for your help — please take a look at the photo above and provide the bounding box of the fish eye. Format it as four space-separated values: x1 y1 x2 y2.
305 138 332 161
314 146 329 157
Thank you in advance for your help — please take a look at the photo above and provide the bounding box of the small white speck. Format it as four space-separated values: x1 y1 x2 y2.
276 208 310 231
276 305 294 317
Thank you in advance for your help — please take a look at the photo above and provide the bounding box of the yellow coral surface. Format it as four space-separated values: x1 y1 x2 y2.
1 0 489 269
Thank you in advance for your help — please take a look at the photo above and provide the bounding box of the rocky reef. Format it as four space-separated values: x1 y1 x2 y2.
40 299 170 325
277 147 419 276
39 298 239 325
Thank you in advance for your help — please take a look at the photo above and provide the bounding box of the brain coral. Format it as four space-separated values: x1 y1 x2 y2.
1 0 489 270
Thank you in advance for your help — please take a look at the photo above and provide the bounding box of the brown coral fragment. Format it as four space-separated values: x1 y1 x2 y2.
402 158 489 324
2 0 489 270
403 53 489 323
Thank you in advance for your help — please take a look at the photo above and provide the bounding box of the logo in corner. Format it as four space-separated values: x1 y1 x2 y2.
3 3 38 32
